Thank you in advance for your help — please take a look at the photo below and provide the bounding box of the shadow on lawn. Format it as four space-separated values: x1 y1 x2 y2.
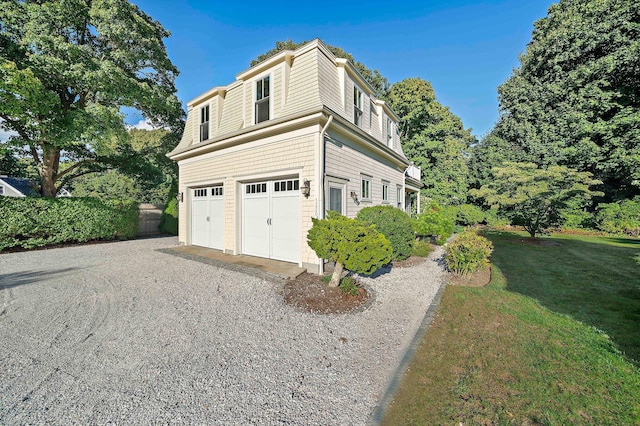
487 231 640 367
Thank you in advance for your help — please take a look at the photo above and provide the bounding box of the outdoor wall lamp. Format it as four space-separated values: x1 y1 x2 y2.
301 179 311 198
350 191 360 205
176 192 184 203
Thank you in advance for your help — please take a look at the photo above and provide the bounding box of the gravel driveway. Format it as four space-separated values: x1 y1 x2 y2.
0 237 446 425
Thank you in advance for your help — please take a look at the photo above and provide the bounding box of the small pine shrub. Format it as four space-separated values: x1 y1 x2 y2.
356 205 414 260
413 201 455 245
307 211 392 286
444 228 493 276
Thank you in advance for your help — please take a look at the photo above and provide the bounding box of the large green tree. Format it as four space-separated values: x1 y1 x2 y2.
387 78 475 204
491 0 640 202
0 0 183 197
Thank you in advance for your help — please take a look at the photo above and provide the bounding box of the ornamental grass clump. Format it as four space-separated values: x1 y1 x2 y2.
444 228 493 276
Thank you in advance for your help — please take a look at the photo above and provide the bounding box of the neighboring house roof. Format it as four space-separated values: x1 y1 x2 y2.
0 177 38 197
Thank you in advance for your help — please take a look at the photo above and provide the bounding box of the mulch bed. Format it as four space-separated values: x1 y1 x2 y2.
283 272 369 314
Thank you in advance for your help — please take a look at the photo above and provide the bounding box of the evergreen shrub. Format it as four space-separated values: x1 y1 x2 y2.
0 197 139 251
356 205 414 260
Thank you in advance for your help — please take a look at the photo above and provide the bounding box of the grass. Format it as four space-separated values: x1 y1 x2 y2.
411 239 434 257
381 231 640 425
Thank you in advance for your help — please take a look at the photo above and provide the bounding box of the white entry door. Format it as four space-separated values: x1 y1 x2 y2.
242 179 300 263
191 186 224 250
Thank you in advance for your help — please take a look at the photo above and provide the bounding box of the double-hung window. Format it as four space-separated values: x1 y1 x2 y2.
396 186 402 209
361 174 371 201
382 181 389 203
255 76 270 124
353 86 363 127
386 118 393 147
200 105 210 142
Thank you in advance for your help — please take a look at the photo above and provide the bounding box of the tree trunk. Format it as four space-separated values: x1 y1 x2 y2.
329 261 344 287
40 145 60 197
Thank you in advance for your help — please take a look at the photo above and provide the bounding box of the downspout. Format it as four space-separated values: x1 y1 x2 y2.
319 114 333 219
317 114 333 276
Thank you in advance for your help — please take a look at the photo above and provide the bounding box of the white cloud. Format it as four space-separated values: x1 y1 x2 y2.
126 119 156 131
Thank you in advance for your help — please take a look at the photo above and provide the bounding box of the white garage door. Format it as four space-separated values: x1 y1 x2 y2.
191 186 224 250
242 178 300 263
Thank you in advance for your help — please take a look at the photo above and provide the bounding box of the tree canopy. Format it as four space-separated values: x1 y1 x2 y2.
471 162 603 237
0 0 183 197
487 0 640 203
387 78 475 204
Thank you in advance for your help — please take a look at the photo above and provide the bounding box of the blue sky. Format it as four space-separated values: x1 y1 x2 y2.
129 0 551 138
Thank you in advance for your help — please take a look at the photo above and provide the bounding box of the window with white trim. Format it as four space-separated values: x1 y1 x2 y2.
382 181 389 203
212 186 223 196
0 185 4 195
200 105 209 142
255 75 270 124
245 183 267 194
396 186 402 209
361 175 371 201
386 118 393 147
194 188 207 197
353 86 363 127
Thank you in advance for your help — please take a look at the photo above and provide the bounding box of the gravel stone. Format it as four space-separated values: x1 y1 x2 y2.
0 237 446 425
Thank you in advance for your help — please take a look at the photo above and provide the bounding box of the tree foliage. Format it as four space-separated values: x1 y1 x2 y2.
471 162 603 237
0 0 183 197
387 78 475 204
250 39 389 97
307 211 391 287
490 0 640 202
356 205 414 261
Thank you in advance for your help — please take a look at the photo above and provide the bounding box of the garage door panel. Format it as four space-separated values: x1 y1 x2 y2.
271 194 300 263
242 179 301 264
191 198 210 248
242 196 270 258
210 198 225 250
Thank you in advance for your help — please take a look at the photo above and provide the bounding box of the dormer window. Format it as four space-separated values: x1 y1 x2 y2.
200 105 209 142
353 86 363 127
255 76 270 124
387 118 393 147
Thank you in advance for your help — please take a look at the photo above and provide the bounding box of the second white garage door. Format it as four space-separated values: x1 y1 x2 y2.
242 178 300 263
191 186 224 250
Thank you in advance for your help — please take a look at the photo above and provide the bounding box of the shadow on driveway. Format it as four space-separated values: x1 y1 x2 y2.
0 268 83 290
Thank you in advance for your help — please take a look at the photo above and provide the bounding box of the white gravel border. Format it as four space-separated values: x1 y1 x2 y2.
0 237 446 425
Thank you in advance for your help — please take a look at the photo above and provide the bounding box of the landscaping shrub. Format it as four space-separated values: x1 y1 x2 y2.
452 203 486 226
159 181 179 235
412 200 455 245
307 211 392 286
411 239 433 257
596 197 640 236
444 228 493 275
0 197 139 251
356 205 414 260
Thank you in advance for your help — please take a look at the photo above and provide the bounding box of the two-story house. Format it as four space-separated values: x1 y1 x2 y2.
168 39 421 274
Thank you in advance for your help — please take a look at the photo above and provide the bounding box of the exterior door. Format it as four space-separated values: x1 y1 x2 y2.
242 179 300 263
191 186 224 250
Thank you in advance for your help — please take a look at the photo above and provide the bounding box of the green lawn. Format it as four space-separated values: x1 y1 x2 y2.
381 232 640 425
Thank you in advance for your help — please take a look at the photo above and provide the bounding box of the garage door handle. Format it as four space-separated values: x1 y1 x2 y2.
267 218 272 225
207 216 210 222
